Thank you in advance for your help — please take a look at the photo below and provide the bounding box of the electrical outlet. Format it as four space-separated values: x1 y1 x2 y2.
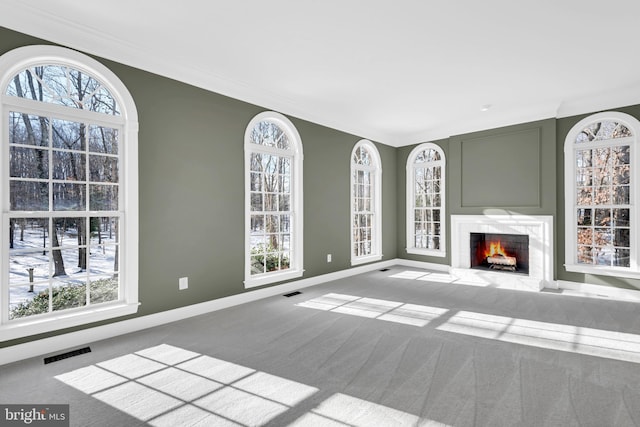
327 254 332 263
179 277 188 290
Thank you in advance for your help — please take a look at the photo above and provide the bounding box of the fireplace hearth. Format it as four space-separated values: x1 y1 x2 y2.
470 232 529 275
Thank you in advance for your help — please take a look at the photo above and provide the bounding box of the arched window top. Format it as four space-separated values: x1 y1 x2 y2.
0 45 137 125
408 143 444 165
575 120 632 144
6 65 120 115
245 111 302 154
352 139 380 168
568 112 637 146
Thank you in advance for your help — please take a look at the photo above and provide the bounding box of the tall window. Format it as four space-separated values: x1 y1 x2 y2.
351 140 382 265
406 143 445 257
0 46 138 340
564 111 640 278
244 112 303 288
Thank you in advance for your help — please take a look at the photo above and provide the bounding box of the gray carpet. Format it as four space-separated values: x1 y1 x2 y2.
2 266 640 426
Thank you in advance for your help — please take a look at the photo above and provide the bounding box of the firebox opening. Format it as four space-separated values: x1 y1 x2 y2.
470 232 529 275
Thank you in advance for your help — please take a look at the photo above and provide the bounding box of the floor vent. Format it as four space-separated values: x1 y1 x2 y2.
379 268 390 272
283 291 302 297
44 347 91 364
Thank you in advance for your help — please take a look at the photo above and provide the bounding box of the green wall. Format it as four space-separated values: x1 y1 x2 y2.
0 26 396 348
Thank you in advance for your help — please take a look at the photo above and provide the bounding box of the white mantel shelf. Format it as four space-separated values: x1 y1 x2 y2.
450 215 554 292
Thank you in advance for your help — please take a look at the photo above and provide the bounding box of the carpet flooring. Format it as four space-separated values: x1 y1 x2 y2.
2 266 640 426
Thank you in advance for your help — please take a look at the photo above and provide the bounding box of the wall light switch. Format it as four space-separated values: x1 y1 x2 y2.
179 277 188 290
327 254 332 263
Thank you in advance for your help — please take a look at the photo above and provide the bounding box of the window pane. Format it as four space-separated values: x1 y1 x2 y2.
89 244 118 276
89 185 118 210
576 121 632 143
53 183 85 211
576 150 592 167
577 246 593 264
89 276 119 305
89 155 118 183
9 251 49 287
278 195 290 211
52 119 85 150
577 228 593 246
576 188 592 206
614 249 631 267
614 228 630 247
577 208 592 226
53 150 85 180
10 147 49 179
9 112 49 146
594 228 611 246
9 218 49 251
11 181 49 211
7 66 120 115
594 209 611 226
9 284 50 320
576 168 591 187
594 187 611 205
53 217 86 249
614 166 630 185
51 279 86 312
250 121 291 150
88 125 118 154
613 209 629 227
613 186 630 205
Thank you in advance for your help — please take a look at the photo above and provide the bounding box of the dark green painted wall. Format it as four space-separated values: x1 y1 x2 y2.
0 26 396 348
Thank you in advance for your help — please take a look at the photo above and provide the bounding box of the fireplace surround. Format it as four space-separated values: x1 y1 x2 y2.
451 215 553 291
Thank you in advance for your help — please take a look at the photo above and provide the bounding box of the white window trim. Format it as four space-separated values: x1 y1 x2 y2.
406 143 446 257
564 111 640 279
350 139 382 266
0 45 139 342
244 111 303 288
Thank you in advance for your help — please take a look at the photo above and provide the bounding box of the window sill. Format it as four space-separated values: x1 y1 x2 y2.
351 254 383 266
406 248 446 258
564 264 640 280
244 269 304 289
1 301 140 343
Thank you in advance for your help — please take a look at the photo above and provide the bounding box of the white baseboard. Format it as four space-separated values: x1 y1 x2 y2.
392 258 450 272
556 280 640 302
0 259 402 366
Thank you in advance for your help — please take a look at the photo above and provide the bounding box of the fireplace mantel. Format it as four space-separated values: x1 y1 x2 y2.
450 215 554 291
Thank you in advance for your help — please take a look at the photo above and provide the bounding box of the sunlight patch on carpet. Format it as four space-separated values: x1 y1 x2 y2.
297 293 449 327
437 311 640 364
55 344 318 426
289 393 451 427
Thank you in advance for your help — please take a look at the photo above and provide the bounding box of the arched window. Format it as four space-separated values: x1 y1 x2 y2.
406 143 446 257
244 112 303 288
351 140 382 265
564 111 640 278
0 45 139 339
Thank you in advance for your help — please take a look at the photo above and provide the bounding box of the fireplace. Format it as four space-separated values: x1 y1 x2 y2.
470 233 529 275
451 215 554 291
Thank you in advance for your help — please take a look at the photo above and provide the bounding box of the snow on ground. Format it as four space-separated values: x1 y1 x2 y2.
9 223 117 309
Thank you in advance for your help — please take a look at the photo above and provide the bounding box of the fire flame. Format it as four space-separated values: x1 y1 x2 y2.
485 241 507 258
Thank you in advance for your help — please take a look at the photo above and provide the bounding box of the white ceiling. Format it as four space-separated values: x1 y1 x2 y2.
2 0 640 147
